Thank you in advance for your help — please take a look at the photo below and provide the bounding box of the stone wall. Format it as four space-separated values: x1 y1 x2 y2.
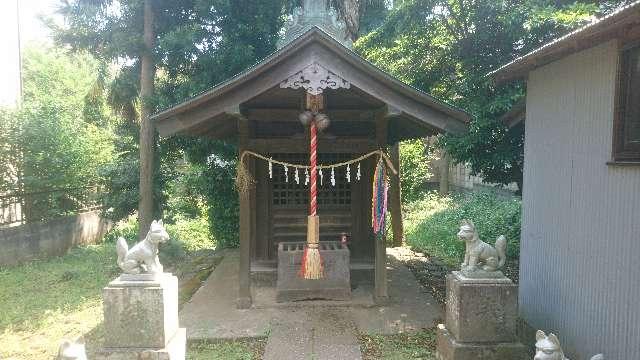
423 137 519 196
0 210 113 266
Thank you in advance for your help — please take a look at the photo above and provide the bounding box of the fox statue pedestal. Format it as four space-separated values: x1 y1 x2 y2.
98 273 186 360
436 220 526 360
436 272 526 360
97 220 185 360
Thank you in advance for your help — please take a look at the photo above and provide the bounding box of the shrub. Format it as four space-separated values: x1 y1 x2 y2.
168 216 213 252
103 216 139 244
405 191 521 265
399 139 436 205
180 139 240 249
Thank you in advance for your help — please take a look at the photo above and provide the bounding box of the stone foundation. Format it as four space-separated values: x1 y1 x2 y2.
445 272 518 343
96 328 186 360
100 273 185 359
436 272 526 360
436 325 526 360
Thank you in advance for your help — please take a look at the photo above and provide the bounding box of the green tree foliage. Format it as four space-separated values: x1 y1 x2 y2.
399 139 436 204
0 46 116 221
56 0 635 244
0 108 21 192
19 47 115 191
356 1 630 192
55 0 394 246
0 46 115 193
56 0 290 246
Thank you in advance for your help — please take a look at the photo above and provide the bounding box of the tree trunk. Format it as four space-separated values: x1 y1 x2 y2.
335 0 361 41
138 0 156 240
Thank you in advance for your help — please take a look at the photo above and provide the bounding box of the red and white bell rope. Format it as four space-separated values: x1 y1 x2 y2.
309 120 318 216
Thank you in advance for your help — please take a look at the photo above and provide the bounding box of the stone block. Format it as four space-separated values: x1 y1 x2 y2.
276 242 351 302
103 273 179 349
436 325 527 360
97 327 186 360
445 272 518 343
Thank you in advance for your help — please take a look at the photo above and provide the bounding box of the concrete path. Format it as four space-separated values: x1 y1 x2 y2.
263 307 362 360
180 250 276 339
179 248 443 358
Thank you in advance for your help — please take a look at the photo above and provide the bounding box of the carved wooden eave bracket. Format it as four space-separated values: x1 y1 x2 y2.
279 62 350 95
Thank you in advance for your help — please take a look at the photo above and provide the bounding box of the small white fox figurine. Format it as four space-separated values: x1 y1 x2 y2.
57 338 87 360
534 330 604 360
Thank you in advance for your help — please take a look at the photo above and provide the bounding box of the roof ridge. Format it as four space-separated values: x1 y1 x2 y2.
152 26 470 122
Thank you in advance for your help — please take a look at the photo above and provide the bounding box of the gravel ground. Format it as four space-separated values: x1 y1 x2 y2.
391 247 519 304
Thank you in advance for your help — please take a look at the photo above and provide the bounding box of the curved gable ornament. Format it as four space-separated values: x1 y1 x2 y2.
279 63 350 95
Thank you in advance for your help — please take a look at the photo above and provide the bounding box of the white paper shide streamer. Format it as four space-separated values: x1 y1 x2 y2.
330 167 336 187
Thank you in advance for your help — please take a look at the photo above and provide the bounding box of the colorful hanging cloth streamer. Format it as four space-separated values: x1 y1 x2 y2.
371 158 389 235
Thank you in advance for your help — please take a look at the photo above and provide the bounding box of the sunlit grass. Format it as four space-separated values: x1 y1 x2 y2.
0 244 116 359
360 328 437 360
0 214 220 359
188 339 267 360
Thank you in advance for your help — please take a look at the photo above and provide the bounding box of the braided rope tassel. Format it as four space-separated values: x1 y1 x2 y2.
301 119 323 280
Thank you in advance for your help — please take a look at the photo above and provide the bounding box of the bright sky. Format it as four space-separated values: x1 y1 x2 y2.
0 0 61 106
16 0 61 43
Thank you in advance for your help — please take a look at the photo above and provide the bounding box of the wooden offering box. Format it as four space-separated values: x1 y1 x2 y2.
276 241 351 302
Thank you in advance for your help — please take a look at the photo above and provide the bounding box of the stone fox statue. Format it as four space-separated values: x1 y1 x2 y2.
457 219 507 272
534 330 604 360
116 219 170 274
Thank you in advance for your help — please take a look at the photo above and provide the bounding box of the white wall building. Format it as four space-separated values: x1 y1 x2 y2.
492 2 640 359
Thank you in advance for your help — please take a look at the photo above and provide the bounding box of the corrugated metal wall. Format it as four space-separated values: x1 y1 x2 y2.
521 40 640 360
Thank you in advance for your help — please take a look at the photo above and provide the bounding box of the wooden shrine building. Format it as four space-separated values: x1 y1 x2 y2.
152 0 469 308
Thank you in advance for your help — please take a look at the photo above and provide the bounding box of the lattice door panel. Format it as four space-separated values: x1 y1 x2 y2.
270 153 353 208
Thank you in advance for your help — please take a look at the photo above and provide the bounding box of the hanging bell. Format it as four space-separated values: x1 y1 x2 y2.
315 113 331 132
299 111 313 127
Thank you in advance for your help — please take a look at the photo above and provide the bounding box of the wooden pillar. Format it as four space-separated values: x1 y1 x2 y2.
439 150 450 195
374 109 389 301
388 142 404 247
237 117 252 309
